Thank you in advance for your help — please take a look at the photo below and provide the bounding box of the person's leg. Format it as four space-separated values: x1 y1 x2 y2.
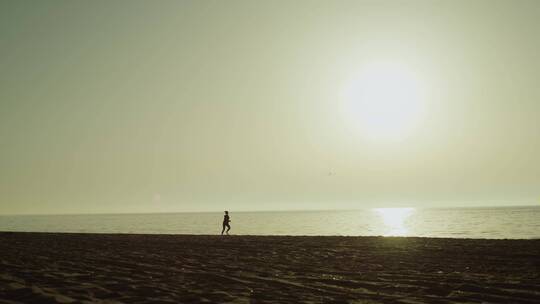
226 223 231 235
221 224 226 235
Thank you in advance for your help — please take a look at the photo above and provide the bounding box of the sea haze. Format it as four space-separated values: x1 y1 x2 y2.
0 206 539 239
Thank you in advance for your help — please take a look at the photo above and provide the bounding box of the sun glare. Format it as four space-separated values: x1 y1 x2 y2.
342 62 426 141
374 207 415 236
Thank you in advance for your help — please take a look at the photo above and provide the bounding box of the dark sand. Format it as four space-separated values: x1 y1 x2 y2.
1 232 539 303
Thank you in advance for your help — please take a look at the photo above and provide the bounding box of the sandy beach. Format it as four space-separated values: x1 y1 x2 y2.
0 232 539 303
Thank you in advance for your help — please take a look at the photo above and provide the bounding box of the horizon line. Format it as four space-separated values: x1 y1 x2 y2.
1 204 538 217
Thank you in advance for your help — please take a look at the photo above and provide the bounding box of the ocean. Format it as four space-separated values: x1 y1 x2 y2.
1 206 539 239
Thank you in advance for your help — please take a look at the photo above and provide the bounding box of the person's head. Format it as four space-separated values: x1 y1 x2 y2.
225 211 228 214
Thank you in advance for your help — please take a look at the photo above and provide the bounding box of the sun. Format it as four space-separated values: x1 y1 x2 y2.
342 62 426 141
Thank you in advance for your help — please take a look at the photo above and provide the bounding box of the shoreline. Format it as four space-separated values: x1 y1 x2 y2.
1 232 540 303
1 230 538 240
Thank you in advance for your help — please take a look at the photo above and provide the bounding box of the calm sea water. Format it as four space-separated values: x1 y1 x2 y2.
1 206 539 239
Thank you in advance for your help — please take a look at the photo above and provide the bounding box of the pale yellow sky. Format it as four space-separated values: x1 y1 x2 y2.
1 0 539 214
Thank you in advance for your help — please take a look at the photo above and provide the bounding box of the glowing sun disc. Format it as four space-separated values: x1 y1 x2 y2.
342 62 426 141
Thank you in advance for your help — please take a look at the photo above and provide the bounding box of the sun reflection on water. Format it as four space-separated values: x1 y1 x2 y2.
373 208 415 236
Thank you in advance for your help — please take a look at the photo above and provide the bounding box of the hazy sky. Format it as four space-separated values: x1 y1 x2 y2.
1 0 539 215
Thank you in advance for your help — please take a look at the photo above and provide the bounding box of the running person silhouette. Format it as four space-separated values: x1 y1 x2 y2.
221 211 231 235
